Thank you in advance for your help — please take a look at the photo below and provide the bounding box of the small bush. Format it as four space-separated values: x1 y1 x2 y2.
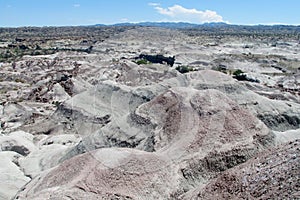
175 65 195 74
31 50 41 56
52 101 61 107
111 58 118 63
15 78 26 83
136 59 150 65
233 69 244 76
212 64 228 74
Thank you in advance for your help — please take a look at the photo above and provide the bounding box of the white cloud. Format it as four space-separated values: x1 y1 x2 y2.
148 2 160 7
151 4 224 23
73 4 80 8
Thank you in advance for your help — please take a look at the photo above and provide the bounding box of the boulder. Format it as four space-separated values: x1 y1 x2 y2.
0 131 36 156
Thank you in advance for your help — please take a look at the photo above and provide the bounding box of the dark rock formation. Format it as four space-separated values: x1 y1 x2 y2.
136 54 175 66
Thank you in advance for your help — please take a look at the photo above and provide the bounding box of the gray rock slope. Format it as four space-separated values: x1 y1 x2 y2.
15 88 274 199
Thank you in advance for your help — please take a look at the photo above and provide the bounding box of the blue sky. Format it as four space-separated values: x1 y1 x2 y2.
0 0 299 27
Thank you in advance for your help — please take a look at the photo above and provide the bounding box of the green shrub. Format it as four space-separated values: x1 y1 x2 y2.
233 69 244 76
175 65 195 74
136 59 149 65
31 50 41 56
212 65 227 74
15 78 26 83
111 58 118 63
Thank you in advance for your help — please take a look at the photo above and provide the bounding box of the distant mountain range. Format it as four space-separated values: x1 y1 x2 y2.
95 22 230 28
94 22 300 29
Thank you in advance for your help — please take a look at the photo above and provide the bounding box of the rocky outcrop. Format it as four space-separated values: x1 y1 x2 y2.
184 70 300 132
182 140 300 199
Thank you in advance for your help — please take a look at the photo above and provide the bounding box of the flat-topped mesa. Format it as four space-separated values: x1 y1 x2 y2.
136 54 175 66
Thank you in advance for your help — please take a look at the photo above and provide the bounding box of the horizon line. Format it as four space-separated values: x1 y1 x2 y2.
1 21 300 28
